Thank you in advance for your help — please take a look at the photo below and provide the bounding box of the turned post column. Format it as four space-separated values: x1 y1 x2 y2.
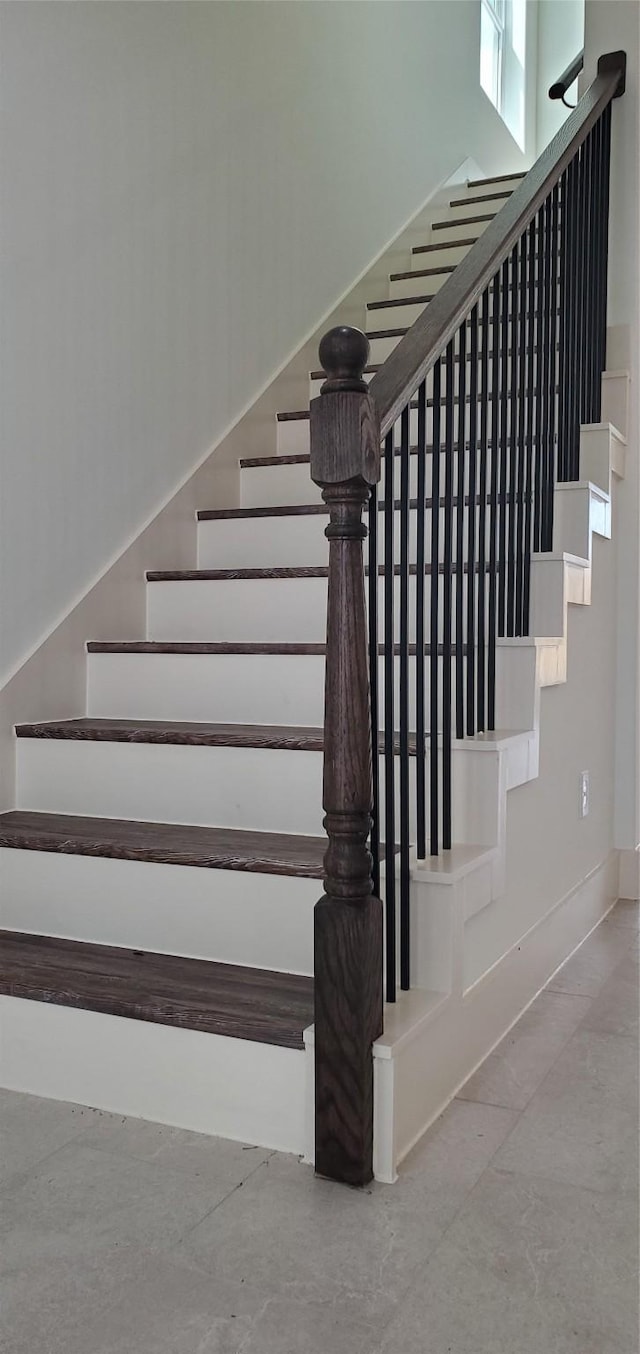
310 326 383 1186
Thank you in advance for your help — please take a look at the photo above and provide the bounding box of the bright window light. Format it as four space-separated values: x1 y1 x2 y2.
480 0 527 150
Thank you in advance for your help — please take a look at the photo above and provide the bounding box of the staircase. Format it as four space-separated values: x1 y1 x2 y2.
0 52 630 1184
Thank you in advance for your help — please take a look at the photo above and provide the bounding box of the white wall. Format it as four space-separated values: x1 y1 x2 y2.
582 1 640 862
0 1 534 687
467 531 617 983
536 0 585 151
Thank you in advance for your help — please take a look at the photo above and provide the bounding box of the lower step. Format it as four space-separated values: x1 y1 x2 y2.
0 931 314 1048
0 812 321 973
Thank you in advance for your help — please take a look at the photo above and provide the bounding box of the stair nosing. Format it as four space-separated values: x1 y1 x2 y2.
15 718 327 751
145 562 492 582
367 294 435 310
0 810 327 880
451 190 512 207
467 171 526 188
412 237 479 255
0 930 315 1050
86 641 470 656
432 212 496 229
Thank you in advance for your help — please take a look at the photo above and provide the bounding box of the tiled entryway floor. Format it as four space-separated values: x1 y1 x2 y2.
2 899 638 1354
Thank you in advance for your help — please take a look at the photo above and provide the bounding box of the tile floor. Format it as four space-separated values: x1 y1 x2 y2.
1 899 638 1354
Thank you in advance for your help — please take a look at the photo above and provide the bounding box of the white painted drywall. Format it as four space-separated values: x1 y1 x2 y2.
0 0 535 685
466 529 617 983
536 0 585 151
582 0 640 856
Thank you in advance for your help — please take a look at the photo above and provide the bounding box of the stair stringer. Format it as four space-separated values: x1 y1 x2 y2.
368 418 625 1182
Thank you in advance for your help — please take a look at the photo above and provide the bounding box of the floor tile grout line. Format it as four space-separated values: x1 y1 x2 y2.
454 987 596 1119
171 1151 278 1249
0 1104 106 1195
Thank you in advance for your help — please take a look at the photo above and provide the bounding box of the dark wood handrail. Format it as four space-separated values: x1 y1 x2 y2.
369 51 626 438
549 50 584 100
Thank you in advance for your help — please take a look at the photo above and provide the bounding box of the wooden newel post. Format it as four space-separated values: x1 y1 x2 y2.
310 325 383 1186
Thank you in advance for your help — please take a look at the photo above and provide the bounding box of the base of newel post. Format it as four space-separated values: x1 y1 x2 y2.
314 892 383 1186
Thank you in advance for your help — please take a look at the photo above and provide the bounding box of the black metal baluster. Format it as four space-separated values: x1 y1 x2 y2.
590 115 604 422
567 154 581 479
368 483 380 899
584 127 598 422
415 380 427 860
573 147 587 476
557 168 571 483
515 229 528 634
467 305 478 734
577 141 590 432
443 341 455 849
455 323 467 739
543 192 554 549
477 288 489 729
595 103 612 422
523 217 536 634
429 359 442 855
536 201 550 549
488 274 500 730
399 405 411 991
498 257 510 634
383 429 396 1003
547 183 560 547
507 241 520 635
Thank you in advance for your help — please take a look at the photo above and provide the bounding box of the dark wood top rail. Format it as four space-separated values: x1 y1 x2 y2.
369 51 626 438
549 50 584 101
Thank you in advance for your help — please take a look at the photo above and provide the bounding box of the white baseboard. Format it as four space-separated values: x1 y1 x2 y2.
0 997 309 1156
618 846 640 900
372 851 618 1183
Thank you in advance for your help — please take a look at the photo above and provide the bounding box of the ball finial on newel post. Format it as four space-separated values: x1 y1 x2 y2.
318 326 370 394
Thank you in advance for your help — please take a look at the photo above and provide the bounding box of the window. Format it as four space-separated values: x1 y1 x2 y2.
480 0 527 150
480 0 505 112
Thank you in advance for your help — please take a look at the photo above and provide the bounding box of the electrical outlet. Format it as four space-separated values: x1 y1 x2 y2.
580 770 590 819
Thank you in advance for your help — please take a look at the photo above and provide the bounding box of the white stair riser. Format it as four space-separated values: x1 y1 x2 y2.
17 739 325 834
148 576 328 644
87 647 521 731
0 848 318 975
411 241 478 270
198 512 329 568
147 573 491 644
428 213 495 241
241 447 483 508
241 462 319 508
16 736 505 851
309 358 474 402
366 299 430 333
450 181 521 202
278 404 472 456
1 997 310 1157
389 270 453 300
200 502 495 571
88 651 327 724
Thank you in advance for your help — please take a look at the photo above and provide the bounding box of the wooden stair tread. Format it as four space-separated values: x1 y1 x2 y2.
412 237 479 255
390 265 455 281
310 365 381 381
467 171 525 187
15 718 327 751
368 294 435 310
13 719 427 756
146 563 493 582
451 190 512 207
197 494 532 524
0 809 327 877
198 502 325 520
86 641 471 656
432 212 496 230
0 930 314 1049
